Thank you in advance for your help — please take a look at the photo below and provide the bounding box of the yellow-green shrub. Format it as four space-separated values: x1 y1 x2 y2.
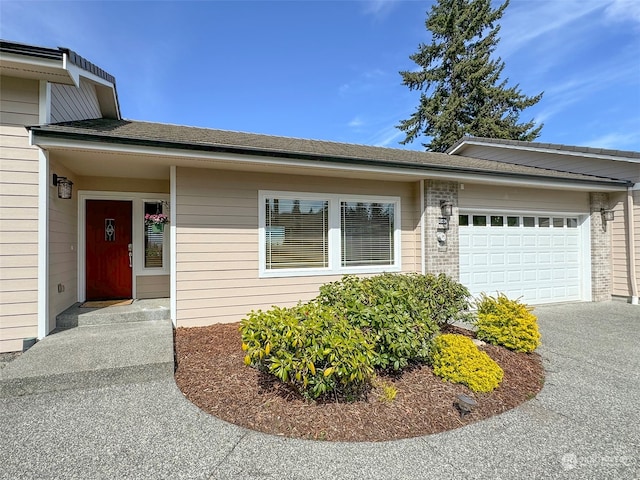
430 334 503 392
240 302 375 400
475 294 541 353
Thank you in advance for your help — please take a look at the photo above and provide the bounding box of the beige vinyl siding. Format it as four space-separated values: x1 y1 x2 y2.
50 79 101 123
48 161 78 332
611 191 640 297
0 77 40 352
458 145 640 183
175 168 420 327
137 275 170 299
77 176 170 194
459 183 589 212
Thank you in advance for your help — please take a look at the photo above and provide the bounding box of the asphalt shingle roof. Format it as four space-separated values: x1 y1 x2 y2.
448 135 640 160
30 119 630 186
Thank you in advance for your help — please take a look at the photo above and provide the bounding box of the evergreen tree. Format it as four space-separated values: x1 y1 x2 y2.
398 0 543 152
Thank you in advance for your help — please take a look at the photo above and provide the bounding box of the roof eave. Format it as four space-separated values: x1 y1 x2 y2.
448 137 640 163
29 127 632 190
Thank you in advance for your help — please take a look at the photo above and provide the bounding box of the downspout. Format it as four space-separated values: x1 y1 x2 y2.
627 186 639 305
420 180 425 274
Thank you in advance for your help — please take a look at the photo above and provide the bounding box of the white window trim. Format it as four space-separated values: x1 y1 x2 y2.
140 199 170 275
258 190 401 278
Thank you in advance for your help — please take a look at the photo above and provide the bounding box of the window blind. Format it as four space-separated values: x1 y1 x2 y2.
341 201 394 267
265 198 328 269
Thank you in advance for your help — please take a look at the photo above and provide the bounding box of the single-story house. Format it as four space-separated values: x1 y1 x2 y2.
1 40 637 353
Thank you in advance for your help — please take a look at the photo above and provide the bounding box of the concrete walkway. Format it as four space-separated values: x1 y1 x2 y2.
1 302 638 479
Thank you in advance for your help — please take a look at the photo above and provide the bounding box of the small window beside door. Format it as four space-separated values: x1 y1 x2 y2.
144 202 164 268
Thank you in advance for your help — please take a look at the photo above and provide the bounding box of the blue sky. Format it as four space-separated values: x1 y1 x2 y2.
1 0 639 151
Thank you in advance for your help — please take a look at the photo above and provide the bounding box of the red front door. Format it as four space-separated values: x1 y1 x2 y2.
86 200 133 300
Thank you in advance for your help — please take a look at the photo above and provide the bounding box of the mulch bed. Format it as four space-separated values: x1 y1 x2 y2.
174 323 544 442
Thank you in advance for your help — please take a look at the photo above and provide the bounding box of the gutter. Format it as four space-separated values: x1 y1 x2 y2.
627 186 639 305
29 128 632 190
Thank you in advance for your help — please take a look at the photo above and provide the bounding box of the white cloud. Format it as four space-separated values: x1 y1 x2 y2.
582 132 640 149
362 0 400 19
338 68 388 97
498 0 610 58
348 116 365 128
605 0 640 25
370 127 404 147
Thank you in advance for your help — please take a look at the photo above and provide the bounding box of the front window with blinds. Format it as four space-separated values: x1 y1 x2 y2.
260 192 401 277
265 197 329 269
341 201 394 267
144 202 164 268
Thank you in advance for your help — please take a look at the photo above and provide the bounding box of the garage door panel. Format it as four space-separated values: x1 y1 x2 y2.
538 252 552 263
507 236 521 247
538 269 552 281
538 235 551 247
489 235 505 247
472 236 488 247
459 212 586 304
490 253 505 265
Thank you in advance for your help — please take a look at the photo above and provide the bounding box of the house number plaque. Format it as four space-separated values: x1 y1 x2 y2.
105 219 116 242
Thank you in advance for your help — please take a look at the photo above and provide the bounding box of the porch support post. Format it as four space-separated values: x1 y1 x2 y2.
170 165 177 326
37 148 49 339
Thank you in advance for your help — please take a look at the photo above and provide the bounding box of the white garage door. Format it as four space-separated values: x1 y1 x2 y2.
459 213 586 304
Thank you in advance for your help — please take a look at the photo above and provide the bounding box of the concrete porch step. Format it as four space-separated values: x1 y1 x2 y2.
56 298 170 328
0 319 175 398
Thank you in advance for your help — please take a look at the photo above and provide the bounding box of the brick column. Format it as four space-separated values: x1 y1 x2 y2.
424 180 459 280
590 192 612 302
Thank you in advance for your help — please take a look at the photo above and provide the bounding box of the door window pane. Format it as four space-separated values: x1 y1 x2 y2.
523 217 535 227
539 217 550 227
567 218 578 228
553 218 564 228
265 198 328 269
341 201 394 267
459 214 469 226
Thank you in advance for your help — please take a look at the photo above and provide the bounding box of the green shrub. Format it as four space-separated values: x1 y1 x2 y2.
316 273 470 370
475 294 541 353
240 302 375 400
430 334 503 392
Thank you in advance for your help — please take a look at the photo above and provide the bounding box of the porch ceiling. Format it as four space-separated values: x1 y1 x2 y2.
47 146 422 182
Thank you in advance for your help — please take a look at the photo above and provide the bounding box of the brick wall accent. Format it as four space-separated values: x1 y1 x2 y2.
590 192 612 301
424 180 459 280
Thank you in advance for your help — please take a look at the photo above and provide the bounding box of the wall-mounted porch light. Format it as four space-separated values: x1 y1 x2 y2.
438 200 453 230
600 208 614 223
53 174 73 200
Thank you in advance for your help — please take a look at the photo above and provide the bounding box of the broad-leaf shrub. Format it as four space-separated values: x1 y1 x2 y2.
430 334 503 392
475 294 541 353
316 273 469 370
240 302 375 400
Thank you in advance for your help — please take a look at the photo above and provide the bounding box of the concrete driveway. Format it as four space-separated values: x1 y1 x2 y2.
1 302 638 479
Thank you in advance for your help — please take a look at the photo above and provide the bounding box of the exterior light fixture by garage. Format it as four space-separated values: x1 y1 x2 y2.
438 200 453 230
53 174 73 199
600 208 615 223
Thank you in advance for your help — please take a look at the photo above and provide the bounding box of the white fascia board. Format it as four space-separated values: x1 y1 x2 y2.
0 52 64 72
62 53 115 89
450 139 640 164
31 134 629 193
